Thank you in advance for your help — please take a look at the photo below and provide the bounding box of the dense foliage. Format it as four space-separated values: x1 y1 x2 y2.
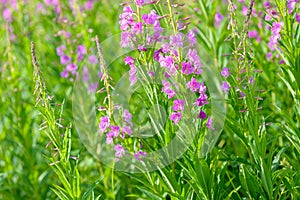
0 0 299 199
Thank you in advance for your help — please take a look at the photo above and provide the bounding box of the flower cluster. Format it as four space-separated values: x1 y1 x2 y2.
267 22 283 51
56 44 98 80
119 4 214 126
99 109 146 162
124 56 137 86
263 1 299 62
221 67 230 94
98 1 218 162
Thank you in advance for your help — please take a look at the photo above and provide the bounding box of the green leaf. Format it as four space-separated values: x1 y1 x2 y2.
137 186 163 200
51 185 72 200
81 176 104 200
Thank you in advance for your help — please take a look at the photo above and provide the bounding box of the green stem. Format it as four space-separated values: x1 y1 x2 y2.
167 0 177 33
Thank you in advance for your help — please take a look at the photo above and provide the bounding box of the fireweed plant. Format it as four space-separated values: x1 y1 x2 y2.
1 0 299 199
96 2 217 163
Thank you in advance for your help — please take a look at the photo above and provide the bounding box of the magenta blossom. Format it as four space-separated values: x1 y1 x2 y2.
264 2 271 9
198 82 206 94
122 126 132 136
77 45 87 55
129 65 137 86
187 30 197 46
196 93 209 106
172 99 185 111
88 55 98 64
206 117 215 130
197 110 207 119
170 112 182 124
114 144 125 160
214 13 224 27
124 56 134 66
170 33 184 48
248 30 258 38
142 10 158 25
134 150 146 162
99 116 110 133
123 109 132 123
135 0 144 7
165 89 176 99
162 80 171 92
159 56 174 68
109 126 120 138
221 67 230 78
56 45 66 56
296 13 300 23
186 78 200 92
60 69 69 78
66 63 78 74
187 49 201 66
60 55 71 65
221 81 230 93
181 62 194 75
132 22 143 34
287 0 298 14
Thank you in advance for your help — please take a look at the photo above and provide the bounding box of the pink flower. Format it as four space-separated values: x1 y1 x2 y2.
129 65 137 86
124 56 134 66
206 117 215 130
172 99 185 111
221 81 230 93
170 112 182 124
196 93 208 106
197 110 207 119
134 150 146 161
214 13 224 28
132 22 143 34
109 126 120 138
60 69 69 78
198 83 206 94
296 13 300 23
159 56 174 69
121 31 134 48
154 49 162 61
60 55 71 65
142 10 158 25
162 80 171 92
181 62 194 75
165 89 176 99
264 2 271 9
186 78 200 92
248 30 258 38
85 0 93 10
187 49 201 66
221 67 230 78
242 6 248 16
123 109 132 123
99 116 110 133
170 33 184 48
56 45 66 56
3 8 12 22
88 55 98 64
77 45 87 55
266 52 272 61
122 126 132 136
187 30 197 46
114 144 125 160
135 0 144 7
123 6 133 13
161 42 170 53
287 0 298 14
66 63 78 74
